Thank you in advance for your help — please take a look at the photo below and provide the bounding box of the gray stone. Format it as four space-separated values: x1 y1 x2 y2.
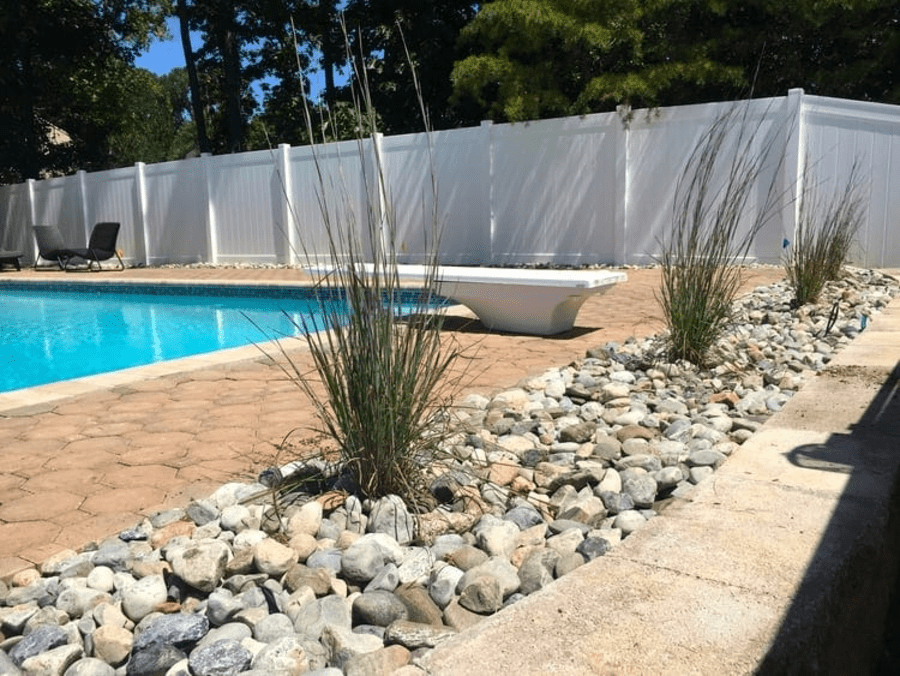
353 590 409 627
9 624 68 666
252 613 295 643
363 562 400 593
291 595 352 640
393 584 444 626
169 540 230 593
342 534 402 583
367 495 415 545
458 558 520 599
321 625 383 670
188 639 252 676
613 510 647 535
428 565 464 609
63 657 116 676
517 549 560 595
472 515 520 560
121 575 167 623
503 505 545 530
125 643 186 676
185 500 219 527
688 449 728 469
20 643 82 675
250 636 310 674
383 620 457 650
622 474 658 509
306 548 343 575
576 536 611 561
397 548 434 585
132 613 209 653
555 552 586 577
283 563 333 596
457 575 502 614
597 490 634 515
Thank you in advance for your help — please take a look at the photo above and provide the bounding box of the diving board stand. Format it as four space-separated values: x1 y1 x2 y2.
308 264 627 335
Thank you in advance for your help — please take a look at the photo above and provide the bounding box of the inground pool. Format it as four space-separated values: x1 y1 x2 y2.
0 281 441 393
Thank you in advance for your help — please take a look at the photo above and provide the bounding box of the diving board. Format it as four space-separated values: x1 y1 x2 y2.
308 264 627 335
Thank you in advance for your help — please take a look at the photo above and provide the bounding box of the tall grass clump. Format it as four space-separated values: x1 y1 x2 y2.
657 102 788 366
784 160 867 306
272 27 465 509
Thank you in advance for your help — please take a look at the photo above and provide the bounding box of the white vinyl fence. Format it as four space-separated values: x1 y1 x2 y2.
1 89 898 268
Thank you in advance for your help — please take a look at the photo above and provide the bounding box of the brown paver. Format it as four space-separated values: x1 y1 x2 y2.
0 265 783 580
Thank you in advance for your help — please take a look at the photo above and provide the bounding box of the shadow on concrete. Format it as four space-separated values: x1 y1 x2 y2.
757 362 900 674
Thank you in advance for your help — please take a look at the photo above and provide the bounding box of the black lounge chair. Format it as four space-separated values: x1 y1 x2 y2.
33 222 124 271
69 221 124 271
0 251 22 270
33 225 79 269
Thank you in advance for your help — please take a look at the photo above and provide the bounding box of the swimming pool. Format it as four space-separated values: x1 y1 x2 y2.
0 281 440 393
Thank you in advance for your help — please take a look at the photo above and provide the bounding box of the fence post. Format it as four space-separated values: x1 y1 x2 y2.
614 106 631 265
200 153 218 265
370 131 388 262
26 178 36 260
133 162 150 266
481 120 494 264
277 143 296 265
782 88 806 257
77 169 90 242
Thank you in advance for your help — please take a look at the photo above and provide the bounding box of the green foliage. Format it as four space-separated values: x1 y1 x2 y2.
784 161 868 305
450 0 743 123
270 47 465 506
0 0 168 182
657 103 787 366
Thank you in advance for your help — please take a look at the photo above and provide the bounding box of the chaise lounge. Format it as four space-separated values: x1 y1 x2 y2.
33 222 124 271
0 251 22 270
308 263 627 335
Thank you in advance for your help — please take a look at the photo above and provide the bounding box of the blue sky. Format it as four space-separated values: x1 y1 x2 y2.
133 17 328 103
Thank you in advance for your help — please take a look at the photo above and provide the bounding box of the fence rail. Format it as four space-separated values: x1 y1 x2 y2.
2 89 898 268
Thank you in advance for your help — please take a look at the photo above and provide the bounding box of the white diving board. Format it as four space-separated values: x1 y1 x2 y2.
308 264 627 335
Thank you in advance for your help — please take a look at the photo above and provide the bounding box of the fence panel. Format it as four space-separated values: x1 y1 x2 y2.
206 149 282 264
285 138 372 263
0 183 32 255
84 166 138 265
31 175 83 243
802 96 900 269
4 91 900 269
625 96 794 266
143 159 209 265
381 126 491 264
490 112 620 265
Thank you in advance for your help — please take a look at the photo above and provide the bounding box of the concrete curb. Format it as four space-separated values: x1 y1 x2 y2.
420 292 900 675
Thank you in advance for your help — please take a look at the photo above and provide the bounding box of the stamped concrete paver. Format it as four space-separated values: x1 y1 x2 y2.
0 265 783 580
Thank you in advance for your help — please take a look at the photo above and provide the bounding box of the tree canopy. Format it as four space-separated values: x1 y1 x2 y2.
3 0 900 182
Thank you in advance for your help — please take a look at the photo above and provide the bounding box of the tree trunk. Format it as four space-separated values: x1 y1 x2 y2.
220 15 244 153
177 0 211 154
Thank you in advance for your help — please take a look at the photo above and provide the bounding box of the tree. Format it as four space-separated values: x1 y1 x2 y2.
694 0 900 104
0 0 168 183
449 0 743 124
344 0 479 134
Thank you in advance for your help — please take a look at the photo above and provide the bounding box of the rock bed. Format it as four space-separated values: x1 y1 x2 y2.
0 268 896 676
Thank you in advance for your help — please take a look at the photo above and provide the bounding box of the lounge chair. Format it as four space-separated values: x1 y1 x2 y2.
68 222 124 271
0 251 22 270
33 225 79 269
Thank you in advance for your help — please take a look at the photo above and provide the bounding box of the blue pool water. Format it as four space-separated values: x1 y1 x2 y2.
0 282 437 393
